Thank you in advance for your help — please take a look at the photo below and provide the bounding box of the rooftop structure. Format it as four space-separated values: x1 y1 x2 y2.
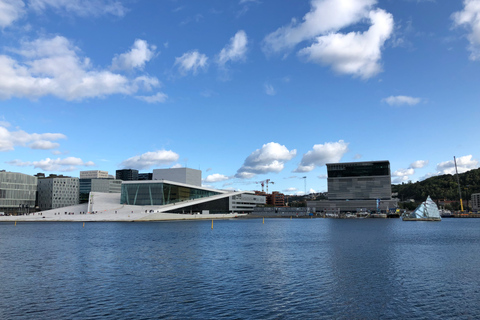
152 168 201 187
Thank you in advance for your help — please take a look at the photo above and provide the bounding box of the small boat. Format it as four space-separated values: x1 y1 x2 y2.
402 196 441 221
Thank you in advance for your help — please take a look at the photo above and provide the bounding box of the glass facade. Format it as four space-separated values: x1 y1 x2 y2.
327 161 390 178
120 182 221 206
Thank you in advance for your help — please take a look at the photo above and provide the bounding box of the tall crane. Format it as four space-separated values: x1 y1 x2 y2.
256 179 275 193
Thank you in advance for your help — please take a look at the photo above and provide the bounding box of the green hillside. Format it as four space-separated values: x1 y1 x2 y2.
392 168 480 208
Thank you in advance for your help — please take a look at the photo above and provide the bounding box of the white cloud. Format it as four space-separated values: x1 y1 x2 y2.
0 0 25 28
236 142 297 178
382 95 421 106
111 39 156 71
294 140 349 172
7 156 95 172
216 30 248 67
393 168 415 177
410 160 429 169
284 187 298 192
393 176 409 184
28 0 127 18
264 83 276 96
264 0 376 52
436 155 479 175
452 0 480 60
0 124 66 151
120 150 179 170
298 9 393 79
318 174 327 179
135 92 168 104
0 36 160 101
263 0 393 79
174 50 208 76
204 173 230 183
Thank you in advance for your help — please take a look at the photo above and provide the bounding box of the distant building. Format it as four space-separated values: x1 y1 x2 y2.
116 169 139 181
152 168 201 187
80 170 109 179
37 176 79 211
472 193 480 211
307 160 397 213
267 191 285 207
138 173 153 180
0 171 37 214
79 178 122 203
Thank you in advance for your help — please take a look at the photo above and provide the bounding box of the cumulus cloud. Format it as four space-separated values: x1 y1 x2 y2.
174 50 208 76
204 173 230 183
7 157 95 172
452 0 480 60
393 176 409 184
436 155 479 175
0 124 66 151
382 95 421 106
263 0 393 79
235 142 297 178
120 150 180 170
393 168 415 177
298 9 394 79
216 30 248 67
111 39 156 71
0 0 25 28
0 36 161 101
410 160 429 169
294 140 349 173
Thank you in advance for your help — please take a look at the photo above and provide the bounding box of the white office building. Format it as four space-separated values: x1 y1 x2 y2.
80 170 109 179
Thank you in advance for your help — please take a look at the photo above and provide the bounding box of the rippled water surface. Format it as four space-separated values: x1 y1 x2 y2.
1 218 479 319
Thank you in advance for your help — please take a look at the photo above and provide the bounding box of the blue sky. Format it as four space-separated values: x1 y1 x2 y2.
0 0 479 195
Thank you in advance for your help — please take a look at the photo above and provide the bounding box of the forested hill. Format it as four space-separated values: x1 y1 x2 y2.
392 168 480 202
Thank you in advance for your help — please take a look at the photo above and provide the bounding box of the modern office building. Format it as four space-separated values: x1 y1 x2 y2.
116 169 139 181
80 170 109 179
138 173 153 180
0 171 37 214
79 178 122 203
327 161 392 200
152 168 201 187
472 193 480 211
37 176 79 211
307 161 397 213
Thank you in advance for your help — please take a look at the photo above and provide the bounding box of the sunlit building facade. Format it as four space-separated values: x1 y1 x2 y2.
0 171 37 214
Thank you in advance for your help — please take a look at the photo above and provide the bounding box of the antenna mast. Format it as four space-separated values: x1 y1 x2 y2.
454 156 464 212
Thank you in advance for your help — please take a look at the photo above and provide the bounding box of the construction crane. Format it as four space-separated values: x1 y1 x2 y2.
256 179 275 193
256 181 265 192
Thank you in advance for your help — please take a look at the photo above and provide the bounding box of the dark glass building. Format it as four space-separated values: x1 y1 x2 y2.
116 169 139 181
327 161 392 200
121 181 221 206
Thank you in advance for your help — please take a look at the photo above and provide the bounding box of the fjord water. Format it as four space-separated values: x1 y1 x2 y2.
1 219 479 319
